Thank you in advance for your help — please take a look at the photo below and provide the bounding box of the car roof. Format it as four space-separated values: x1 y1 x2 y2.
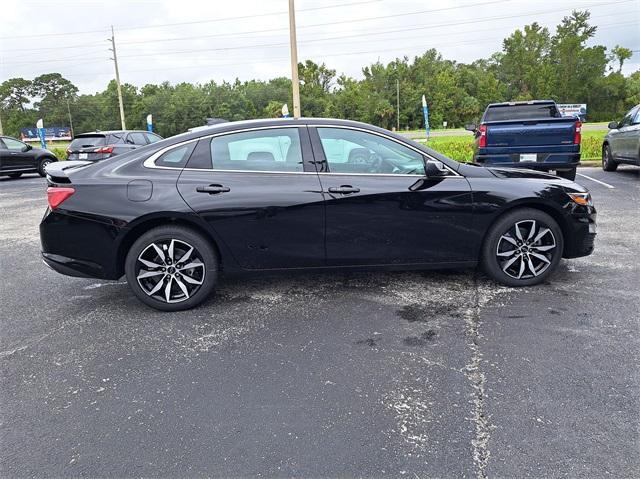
74 130 150 136
175 117 399 142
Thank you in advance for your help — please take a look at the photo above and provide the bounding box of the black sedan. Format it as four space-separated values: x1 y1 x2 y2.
40 118 596 311
0 135 58 178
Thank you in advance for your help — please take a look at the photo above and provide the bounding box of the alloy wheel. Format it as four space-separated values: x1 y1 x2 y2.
496 220 557 280
136 239 205 303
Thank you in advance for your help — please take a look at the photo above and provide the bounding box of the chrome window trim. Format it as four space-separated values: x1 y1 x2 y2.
143 123 463 178
310 124 461 177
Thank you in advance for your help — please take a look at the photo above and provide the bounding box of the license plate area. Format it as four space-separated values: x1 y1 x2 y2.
79 153 88 160
520 153 537 162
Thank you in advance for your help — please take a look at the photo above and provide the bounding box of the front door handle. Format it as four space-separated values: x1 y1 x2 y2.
327 185 360 195
196 184 230 194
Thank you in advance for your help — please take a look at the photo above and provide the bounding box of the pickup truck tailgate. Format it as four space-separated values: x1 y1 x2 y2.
487 118 576 148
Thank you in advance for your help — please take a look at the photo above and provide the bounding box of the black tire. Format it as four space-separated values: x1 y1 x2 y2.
125 225 218 311
7 172 23 179
557 168 576 181
38 157 56 177
481 208 564 287
602 144 618 172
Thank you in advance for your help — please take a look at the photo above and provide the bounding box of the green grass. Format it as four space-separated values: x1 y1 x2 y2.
416 130 605 162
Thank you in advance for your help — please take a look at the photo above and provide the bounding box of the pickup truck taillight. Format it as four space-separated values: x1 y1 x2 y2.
47 187 75 209
478 124 487 148
574 121 582 145
94 146 114 154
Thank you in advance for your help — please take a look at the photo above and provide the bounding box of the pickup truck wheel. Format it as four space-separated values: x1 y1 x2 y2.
481 208 564 287
125 225 218 311
602 145 618 172
557 168 576 181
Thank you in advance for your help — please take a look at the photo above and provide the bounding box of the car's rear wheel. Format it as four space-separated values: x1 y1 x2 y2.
481 208 564 287
602 145 618 172
7 172 23 179
38 157 55 177
125 225 218 311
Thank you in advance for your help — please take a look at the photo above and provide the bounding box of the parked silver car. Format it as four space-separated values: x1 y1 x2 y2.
602 104 640 171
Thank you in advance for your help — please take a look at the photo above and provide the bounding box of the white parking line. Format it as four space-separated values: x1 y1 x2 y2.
576 172 615 189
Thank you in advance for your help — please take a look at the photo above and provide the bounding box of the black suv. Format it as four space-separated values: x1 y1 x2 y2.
66 130 163 161
0 135 58 178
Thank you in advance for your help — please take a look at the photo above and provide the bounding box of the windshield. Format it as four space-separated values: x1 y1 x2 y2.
484 104 561 121
70 135 106 149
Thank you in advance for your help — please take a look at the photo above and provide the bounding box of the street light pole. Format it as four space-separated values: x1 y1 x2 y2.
288 0 301 118
109 25 127 130
396 78 400 131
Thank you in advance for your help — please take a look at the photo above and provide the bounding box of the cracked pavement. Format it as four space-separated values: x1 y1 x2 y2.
1 167 638 477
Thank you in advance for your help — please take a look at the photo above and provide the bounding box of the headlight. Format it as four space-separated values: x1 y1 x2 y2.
567 192 592 206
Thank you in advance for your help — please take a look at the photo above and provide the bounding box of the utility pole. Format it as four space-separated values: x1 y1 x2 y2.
0 109 3 135
396 78 400 131
108 25 126 130
288 0 301 118
66 97 74 138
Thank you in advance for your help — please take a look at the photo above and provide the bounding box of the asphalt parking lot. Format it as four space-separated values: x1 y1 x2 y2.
1 166 638 478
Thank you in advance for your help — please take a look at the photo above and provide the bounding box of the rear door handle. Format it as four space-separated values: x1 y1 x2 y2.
196 184 230 194
327 185 360 194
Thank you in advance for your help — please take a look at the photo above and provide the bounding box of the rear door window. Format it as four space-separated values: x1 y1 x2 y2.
127 132 148 145
210 128 303 172
145 133 162 144
484 104 561 121
70 136 106 149
107 132 125 144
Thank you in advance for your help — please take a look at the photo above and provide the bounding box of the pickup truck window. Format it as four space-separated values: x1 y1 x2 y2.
484 104 561 122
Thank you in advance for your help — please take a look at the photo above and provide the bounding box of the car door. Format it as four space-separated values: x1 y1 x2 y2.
0 137 33 171
176 125 325 270
629 106 640 161
612 107 637 159
309 126 474 266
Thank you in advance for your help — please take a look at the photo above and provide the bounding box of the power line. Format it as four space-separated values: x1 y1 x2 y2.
2 0 632 56
1 0 635 59
0 0 382 40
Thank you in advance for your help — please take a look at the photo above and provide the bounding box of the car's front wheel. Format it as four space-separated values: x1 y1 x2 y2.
125 225 218 311
38 157 55 177
481 208 564 287
602 145 618 172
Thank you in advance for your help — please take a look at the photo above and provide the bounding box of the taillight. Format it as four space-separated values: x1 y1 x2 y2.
94 146 114 154
574 121 582 145
478 124 487 148
47 187 75 209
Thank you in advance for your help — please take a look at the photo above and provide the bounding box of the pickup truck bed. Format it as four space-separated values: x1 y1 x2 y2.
471 101 581 180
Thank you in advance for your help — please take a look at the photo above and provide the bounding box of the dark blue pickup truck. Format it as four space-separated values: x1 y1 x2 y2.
467 100 581 180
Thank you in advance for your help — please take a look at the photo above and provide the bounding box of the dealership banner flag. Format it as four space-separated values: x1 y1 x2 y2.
421 95 430 141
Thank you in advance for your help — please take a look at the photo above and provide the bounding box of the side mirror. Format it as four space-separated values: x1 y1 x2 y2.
425 159 449 177
22 144 32 152
608 121 619 130
465 123 477 132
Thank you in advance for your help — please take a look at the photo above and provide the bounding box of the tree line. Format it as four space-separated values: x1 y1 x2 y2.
1 10 638 139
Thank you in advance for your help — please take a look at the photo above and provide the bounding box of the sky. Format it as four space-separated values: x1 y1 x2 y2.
0 0 638 94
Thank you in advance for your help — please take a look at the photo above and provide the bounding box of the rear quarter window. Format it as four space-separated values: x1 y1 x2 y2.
154 143 196 168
